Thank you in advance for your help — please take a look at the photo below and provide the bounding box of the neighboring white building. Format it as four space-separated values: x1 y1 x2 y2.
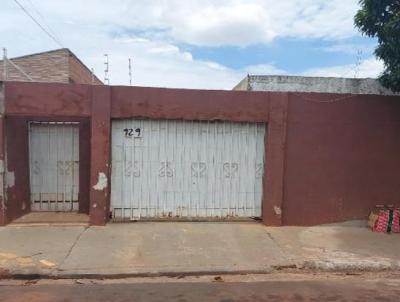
234 75 396 95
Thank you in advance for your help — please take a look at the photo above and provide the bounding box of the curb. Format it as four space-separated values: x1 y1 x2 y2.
302 260 400 272
6 269 277 280
4 263 400 280
7 223 89 227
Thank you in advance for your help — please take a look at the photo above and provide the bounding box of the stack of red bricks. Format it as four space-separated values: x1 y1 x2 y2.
369 205 400 233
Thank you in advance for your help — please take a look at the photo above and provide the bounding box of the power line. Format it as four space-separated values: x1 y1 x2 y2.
13 0 64 48
24 0 62 44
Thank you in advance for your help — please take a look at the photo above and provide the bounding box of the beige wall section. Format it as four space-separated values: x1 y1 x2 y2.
0 48 102 85
68 53 103 85
232 76 250 91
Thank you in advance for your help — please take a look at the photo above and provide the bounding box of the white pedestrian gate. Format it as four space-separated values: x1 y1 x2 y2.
29 122 80 212
111 119 266 220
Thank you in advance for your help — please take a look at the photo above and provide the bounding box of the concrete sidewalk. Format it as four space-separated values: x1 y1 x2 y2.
0 221 399 278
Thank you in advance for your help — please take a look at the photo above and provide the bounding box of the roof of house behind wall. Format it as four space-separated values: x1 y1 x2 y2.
0 48 102 85
234 75 397 96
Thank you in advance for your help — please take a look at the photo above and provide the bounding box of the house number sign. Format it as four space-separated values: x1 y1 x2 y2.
123 128 142 138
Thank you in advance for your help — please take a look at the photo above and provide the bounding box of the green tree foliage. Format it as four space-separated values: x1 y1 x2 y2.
355 0 400 92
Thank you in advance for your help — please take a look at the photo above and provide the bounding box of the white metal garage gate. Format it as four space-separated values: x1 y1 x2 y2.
111 119 266 220
29 122 80 212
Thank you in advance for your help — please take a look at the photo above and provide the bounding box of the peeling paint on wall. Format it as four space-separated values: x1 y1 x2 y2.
5 170 15 189
93 172 107 191
274 206 282 215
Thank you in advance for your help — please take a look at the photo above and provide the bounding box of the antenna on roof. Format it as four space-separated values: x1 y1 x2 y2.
2 48 33 82
3 48 7 81
128 58 133 86
104 54 109 85
354 49 362 78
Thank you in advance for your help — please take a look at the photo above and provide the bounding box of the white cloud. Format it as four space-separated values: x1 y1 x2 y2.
168 2 276 46
302 57 384 78
37 0 359 45
82 36 245 89
3 0 361 47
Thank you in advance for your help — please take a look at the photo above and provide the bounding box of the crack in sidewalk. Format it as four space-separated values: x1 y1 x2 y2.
264 231 300 268
57 226 89 270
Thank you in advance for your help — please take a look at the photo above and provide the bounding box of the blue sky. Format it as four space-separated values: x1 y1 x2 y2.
0 0 383 89
185 36 377 73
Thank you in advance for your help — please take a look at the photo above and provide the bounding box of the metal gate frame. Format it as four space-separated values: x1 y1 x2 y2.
111 119 266 220
28 121 80 212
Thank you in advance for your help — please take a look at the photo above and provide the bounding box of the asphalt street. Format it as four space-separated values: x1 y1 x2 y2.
1 273 399 302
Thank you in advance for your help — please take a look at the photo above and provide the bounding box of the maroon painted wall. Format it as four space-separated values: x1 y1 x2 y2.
262 94 288 225
4 82 93 221
111 86 271 122
0 115 6 226
283 93 400 225
4 116 91 221
78 119 91 214
89 86 111 225
5 82 91 117
5 117 30 221
3 81 400 226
